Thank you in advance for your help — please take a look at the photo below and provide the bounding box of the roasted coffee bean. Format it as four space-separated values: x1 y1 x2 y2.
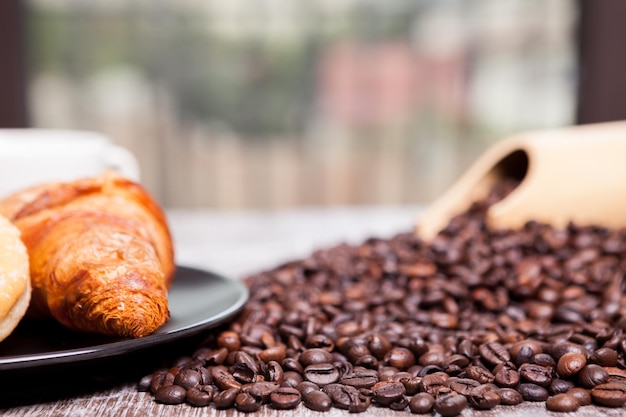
371 381 406 406
517 383 549 402
270 386 301 409
296 381 320 396
513 346 535 368
549 342 587 361
323 383 370 412
384 347 416 370
367 334 392 359
546 393 580 412
304 363 340 386
281 357 303 373
532 353 556 368
235 392 261 412
186 387 212 407
479 342 510 366
499 388 524 405
241 381 277 402
468 384 501 410
150 370 174 394
258 345 287 363
590 381 626 407
556 352 586 377
578 364 610 388
448 377 480 396
232 363 256 384
213 387 240 409
549 378 575 395
464 366 495 384
154 384 186 405
211 366 242 390
282 371 304 387
418 373 449 396
401 376 421 395
265 360 284 384
519 363 553 386
493 364 520 388
434 394 467 416
340 368 378 389
590 347 618 367
299 348 334 367
217 330 241 351
138 374 153 392
303 389 332 412
408 392 435 414
567 387 592 406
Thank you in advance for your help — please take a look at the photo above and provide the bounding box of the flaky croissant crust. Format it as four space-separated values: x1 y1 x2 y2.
0 173 175 338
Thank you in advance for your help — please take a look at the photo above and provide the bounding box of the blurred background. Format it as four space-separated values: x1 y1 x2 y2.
1 0 624 210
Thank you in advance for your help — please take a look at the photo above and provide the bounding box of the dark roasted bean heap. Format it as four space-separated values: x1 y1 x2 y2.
139 180 626 414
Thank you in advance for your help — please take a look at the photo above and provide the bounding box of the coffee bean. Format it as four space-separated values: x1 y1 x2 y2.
137 374 153 392
323 383 370 412
150 370 174 394
532 353 557 368
304 363 340 386
186 387 212 407
282 371 304 387
591 381 626 407
340 368 378 389
367 334 392 359
590 347 618 367
418 373 449 396
567 387 591 406
217 330 241 351
299 348 334 367
211 366 242 390
235 392 261 412
546 393 580 412
384 347 416 370
464 366 495 384
371 381 406 406
517 383 549 402
549 378 575 395
434 394 467 416
479 342 510 366
296 381 320 396
578 364 610 388
556 352 586 377
270 386 301 409
154 385 186 405
213 387 240 409
468 384 501 410
499 388 523 405
493 364 520 388
303 389 332 411
408 392 435 414
243 381 280 403
519 363 553 386
447 377 479 396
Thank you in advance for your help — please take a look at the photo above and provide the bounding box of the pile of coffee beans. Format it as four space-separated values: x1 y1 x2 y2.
139 181 626 414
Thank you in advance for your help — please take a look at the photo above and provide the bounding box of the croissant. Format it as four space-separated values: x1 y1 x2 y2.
0 173 175 338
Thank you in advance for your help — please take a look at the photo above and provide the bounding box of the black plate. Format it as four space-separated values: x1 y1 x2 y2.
0 266 248 371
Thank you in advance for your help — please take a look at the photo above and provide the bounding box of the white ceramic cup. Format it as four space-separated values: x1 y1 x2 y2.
0 129 140 198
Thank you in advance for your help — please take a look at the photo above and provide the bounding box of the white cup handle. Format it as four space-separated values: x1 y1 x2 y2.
104 145 141 181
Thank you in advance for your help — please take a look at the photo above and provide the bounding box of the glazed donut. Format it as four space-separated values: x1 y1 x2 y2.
0 213 30 341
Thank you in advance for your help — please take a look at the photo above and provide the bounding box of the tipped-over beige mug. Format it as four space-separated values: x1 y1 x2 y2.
417 121 626 240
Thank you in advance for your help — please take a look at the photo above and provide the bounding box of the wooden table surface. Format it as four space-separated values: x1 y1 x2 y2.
1 206 624 417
